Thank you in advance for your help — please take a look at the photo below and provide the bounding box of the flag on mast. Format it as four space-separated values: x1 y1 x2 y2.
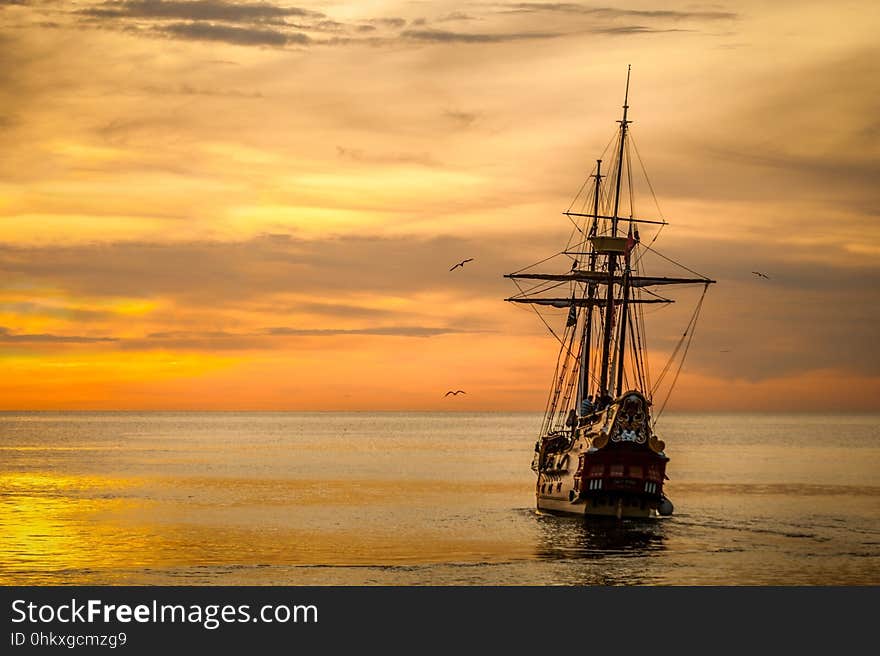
625 226 636 256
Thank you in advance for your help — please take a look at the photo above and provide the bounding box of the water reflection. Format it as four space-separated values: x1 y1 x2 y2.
3 411 877 585
532 513 669 584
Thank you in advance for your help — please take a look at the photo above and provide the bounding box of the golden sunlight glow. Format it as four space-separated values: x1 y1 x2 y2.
0 0 876 410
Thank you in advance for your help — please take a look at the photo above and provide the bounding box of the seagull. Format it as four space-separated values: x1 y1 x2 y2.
751 271 770 279
444 390 466 397
449 258 474 271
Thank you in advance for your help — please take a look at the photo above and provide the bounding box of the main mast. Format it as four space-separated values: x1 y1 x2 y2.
598 65 631 401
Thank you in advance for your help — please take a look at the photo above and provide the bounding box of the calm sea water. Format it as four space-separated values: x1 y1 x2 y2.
0 412 878 585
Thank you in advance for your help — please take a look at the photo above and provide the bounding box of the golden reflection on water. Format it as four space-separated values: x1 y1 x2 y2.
0 473 148 584
0 471 533 585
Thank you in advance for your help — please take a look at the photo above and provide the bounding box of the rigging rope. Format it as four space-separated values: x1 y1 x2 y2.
625 137 635 220
565 131 618 214
629 131 666 224
509 249 567 276
652 283 710 425
641 243 712 280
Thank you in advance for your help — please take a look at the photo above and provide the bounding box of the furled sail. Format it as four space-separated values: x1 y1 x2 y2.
504 297 673 307
505 272 713 287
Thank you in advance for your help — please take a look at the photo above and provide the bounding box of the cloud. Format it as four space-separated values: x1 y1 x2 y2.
637 238 880 380
591 25 688 35
79 0 321 24
117 325 474 351
368 17 407 29
161 21 309 46
293 301 395 319
0 327 117 343
401 28 562 43
139 83 264 98
443 110 479 128
1 231 877 378
145 326 468 338
15 1 734 52
0 234 531 303
72 1 334 47
266 326 471 337
435 12 478 23
502 4 737 21
0 301 112 322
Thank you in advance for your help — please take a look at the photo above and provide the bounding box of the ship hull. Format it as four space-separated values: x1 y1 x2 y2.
536 494 657 519
534 393 669 519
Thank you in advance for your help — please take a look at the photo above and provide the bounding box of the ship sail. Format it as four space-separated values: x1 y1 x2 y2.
505 67 715 519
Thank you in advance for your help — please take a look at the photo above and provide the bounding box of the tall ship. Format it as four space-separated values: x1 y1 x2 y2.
505 68 715 519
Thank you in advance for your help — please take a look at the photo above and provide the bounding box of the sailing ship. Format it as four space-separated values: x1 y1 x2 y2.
505 68 715 519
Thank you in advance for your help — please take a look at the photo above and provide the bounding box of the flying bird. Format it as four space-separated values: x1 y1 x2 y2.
751 271 770 279
449 258 474 271
444 390 466 397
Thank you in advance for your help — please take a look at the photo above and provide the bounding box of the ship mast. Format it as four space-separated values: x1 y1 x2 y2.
598 65 631 401
503 66 716 435
576 159 603 407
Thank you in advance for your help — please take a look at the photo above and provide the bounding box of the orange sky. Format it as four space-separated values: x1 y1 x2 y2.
0 0 878 411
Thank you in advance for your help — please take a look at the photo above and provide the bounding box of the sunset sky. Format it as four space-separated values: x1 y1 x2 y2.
0 0 878 411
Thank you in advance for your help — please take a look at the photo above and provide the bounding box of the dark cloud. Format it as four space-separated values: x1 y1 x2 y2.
369 17 407 29
146 329 243 339
401 28 561 43
637 239 880 380
79 1 321 23
122 333 263 351
0 231 877 376
503 4 737 20
143 327 474 339
0 327 117 343
266 326 470 337
0 235 463 299
293 301 395 319
15 1 729 51
444 109 479 128
435 12 478 23
67 2 413 47
0 302 112 322
161 21 308 46
312 20 346 31
1 231 878 374
0 234 546 314
592 25 687 35
139 83 264 98
119 325 474 351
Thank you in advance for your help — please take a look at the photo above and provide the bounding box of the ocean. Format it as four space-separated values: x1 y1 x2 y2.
1 412 878 585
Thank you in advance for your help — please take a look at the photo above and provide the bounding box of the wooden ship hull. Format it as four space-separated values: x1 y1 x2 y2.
534 391 671 519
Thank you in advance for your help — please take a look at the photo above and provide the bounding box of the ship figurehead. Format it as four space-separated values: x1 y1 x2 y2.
613 392 649 444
